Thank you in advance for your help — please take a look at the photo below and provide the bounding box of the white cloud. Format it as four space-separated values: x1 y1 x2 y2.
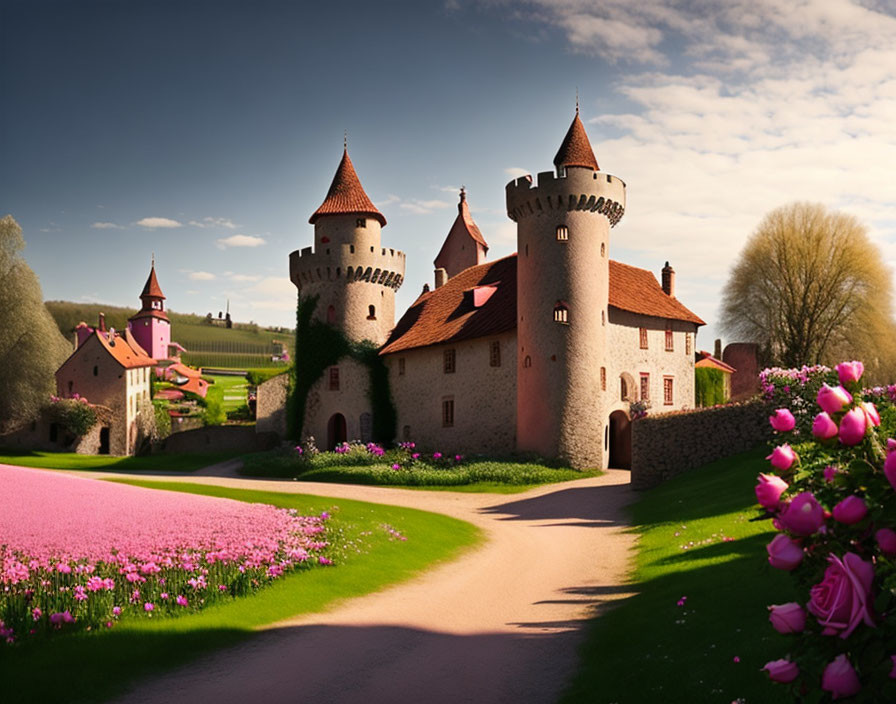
189 216 238 229
230 273 261 282
216 234 267 248
188 271 216 281
376 194 402 207
91 221 124 229
504 167 530 179
399 199 453 215
136 217 182 228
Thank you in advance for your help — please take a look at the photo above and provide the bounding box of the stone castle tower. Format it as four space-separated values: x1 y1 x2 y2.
506 110 626 468
289 148 405 345
127 260 171 360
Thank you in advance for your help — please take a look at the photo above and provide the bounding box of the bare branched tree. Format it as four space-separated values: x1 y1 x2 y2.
0 215 73 432
721 202 896 379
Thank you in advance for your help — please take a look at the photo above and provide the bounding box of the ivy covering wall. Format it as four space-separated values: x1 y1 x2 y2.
290 294 396 444
695 367 727 407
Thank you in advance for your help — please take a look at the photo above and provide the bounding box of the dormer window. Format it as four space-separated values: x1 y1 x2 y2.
553 302 569 324
555 225 569 241
356 218 366 228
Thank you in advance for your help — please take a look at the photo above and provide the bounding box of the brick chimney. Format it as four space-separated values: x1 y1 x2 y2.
714 338 722 359
661 262 675 297
434 267 448 289
98 312 106 333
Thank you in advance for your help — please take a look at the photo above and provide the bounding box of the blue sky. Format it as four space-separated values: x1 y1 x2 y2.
3 0 895 350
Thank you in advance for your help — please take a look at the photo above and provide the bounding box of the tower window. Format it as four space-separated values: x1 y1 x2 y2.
664 377 674 405
685 333 692 356
639 327 648 349
602 310 605 326
442 398 455 427
444 349 456 374
620 377 628 401
601 242 606 257
398 358 405 376
356 218 366 228
640 373 650 401
490 340 501 367
350 245 355 253
93 365 98 377
328 366 340 391
553 302 569 324
555 225 569 241
600 367 606 391
367 305 376 320
665 323 674 351
523 355 532 368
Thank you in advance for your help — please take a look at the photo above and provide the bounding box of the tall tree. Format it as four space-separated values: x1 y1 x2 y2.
0 215 72 432
720 202 896 378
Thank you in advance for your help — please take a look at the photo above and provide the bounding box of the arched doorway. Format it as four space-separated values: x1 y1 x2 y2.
327 413 347 450
608 410 632 470
99 427 110 455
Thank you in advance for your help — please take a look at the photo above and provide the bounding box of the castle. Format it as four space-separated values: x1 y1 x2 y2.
287 110 704 469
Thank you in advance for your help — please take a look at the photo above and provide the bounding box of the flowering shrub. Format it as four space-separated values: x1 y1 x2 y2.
756 361 896 701
0 466 331 645
630 398 651 420
47 395 98 437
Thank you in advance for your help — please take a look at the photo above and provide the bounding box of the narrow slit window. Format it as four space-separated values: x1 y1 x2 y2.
524 355 532 368
685 333 692 356
367 304 376 320
490 340 501 367
640 373 650 401
639 327 648 349
553 302 569 324
444 349 456 374
665 323 674 351
555 225 569 241
600 367 606 391
442 398 455 427
328 366 340 391
398 358 405 376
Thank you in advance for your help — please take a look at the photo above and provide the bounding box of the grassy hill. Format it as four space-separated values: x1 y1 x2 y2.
46 301 294 370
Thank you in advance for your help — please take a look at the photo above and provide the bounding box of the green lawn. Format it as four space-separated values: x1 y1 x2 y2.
561 447 796 704
1 480 481 704
204 373 249 413
0 449 237 472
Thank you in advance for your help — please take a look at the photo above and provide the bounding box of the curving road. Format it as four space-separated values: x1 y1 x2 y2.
105 468 635 704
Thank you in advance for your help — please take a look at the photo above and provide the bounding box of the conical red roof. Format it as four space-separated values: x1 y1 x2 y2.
553 112 599 171
140 266 165 300
309 149 386 226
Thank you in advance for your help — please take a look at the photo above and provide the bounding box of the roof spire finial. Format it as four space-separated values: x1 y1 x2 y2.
344 130 348 151
576 87 579 115
460 185 466 203
151 252 155 268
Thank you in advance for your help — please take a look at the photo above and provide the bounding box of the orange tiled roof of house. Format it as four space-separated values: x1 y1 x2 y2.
609 260 705 325
309 149 386 226
96 331 157 369
696 351 737 373
553 111 599 171
140 266 165 299
382 255 704 354
381 255 517 354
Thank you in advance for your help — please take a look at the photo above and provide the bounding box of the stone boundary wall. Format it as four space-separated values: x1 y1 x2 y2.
161 425 277 454
631 399 770 490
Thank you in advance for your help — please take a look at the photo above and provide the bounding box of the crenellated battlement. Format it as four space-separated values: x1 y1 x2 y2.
505 169 626 227
289 243 406 291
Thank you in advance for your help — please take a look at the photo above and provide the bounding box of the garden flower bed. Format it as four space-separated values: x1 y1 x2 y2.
0 466 331 644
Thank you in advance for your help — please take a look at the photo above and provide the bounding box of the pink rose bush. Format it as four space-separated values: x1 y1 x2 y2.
0 466 332 644
757 362 896 701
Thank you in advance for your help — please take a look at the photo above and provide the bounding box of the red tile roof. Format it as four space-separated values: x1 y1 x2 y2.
309 149 386 226
381 255 517 354
696 351 737 373
609 260 705 325
128 309 169 323
382 255 704 354
140 266 165 300
554 112 599 171
434 190 489 271
96 331 157 369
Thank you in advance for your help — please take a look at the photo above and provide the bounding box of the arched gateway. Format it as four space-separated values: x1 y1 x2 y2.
608 410 632 470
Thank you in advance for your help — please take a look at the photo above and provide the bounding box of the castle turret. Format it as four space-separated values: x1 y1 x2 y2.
127 259 171 360
289 148 404 345
506 109 626 468
433 187 488 283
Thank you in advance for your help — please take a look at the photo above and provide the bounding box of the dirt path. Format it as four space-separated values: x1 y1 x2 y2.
105 470 635 704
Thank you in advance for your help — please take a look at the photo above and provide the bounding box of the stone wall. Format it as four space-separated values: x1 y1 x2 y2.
161 425 269 454
724 342 760 401
256 373 289 438
630 399 770 490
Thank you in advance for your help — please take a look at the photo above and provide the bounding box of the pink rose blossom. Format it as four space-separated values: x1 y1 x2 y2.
768 602 806 634
779 492 825 536
769 409 796 432
808 552 875 638
861 402 881 427
875 528 896 556
817 384 853 415
144 602 154 612
767 534 804 570
767 444 797 471
838 407 868 446
832 496 867 525
888 438 896 454
176 595 188 606
836 361 864 385
763 659 799 683
755 474 788 510
822 654 861 699
112 606 121 616
823 465 839 482
812 412 839 440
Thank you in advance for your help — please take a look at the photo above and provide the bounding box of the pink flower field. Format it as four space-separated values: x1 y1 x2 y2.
0 465 330 644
